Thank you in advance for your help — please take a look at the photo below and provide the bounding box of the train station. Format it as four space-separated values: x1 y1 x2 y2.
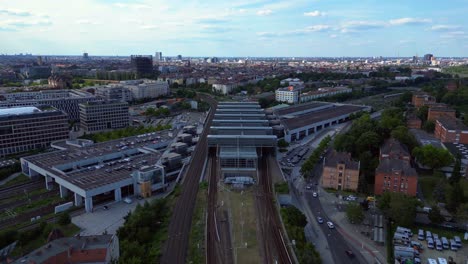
207 101 277 182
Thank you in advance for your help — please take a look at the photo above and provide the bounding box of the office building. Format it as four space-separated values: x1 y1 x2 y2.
95 85 133 102
300 86 352 103
125 80 170 99
155 52 163 62
0 106 68 156
0 90 99 121
411 93 436 108
212 83 238 95
130 55 153 78
280 78 304 87
275 86 302 104
321 151 360 191
79 101 129 133
374 159 418 196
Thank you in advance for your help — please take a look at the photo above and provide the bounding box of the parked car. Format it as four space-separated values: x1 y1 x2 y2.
327 221 335 229
317 217 324 224
123 197 133 204
345 250 354 258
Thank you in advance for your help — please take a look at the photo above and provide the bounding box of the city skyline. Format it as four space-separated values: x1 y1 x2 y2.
0 0 467 57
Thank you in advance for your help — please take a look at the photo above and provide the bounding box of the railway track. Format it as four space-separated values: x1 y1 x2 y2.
0 180 43 200
0 189 59 211
160 95 217 264
257 154 293 264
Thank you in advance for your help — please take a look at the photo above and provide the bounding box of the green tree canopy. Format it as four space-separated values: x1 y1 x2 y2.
412 145 454 170
346 203 365 224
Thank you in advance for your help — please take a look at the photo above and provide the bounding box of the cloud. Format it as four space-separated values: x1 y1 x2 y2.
201 25 233 33
0 19 52 28
430 25 461 31
304 10 324 17
303 25 331 32
257 24 331 38
329 34 338 38
113 3 151 9
196 17 229 24
257 9 272 16
388 17 431 26
340 21 385 32
0 8 33 16
75 19 100 25
140 24 159 30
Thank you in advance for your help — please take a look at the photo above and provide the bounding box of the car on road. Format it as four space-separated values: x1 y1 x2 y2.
123 197 133 204
345 250 355 258
312 192 318 197
327 221 335 229
306 185 312 190
346 195 357 201
317 217 324 224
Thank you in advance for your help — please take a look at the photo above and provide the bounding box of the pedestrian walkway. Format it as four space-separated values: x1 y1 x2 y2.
317 187 386 264
0 172 22 186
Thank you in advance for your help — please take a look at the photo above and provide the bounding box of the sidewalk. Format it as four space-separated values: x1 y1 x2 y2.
317 187 386 264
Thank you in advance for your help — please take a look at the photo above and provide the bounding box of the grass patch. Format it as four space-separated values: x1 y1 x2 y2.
187 182 208 264
1 174 30 187
274 182 289 194
80 124 172 143
227 188 261 264
323 188 357 197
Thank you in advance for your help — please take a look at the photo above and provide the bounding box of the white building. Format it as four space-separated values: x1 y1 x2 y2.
212 83 238 95
280 78 304 87
300 86 352 103
275 86 301 104
126 80 169 99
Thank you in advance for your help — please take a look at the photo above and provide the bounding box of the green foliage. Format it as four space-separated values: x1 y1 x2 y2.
275 182 289 194
0 229 18 249
280 207 322 264
346 203 364 224
423 120 435 133
443 65 468 76
412 145 454 170
378 192 419 227
390 126 418 151
176 89 196 98
117 199 170 263
417 106 429 123
277 139 289 148
0 162 21 181
144 107 170 117
449 155 462 185
81 125 171 142
428 206 444 224
446 183 465 212
301 136 331 175
57 211 71 225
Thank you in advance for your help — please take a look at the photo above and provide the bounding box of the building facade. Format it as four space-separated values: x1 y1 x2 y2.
275 86 301 104
79 101 129 133
412 93 436 108
300 86 352 103
0 106 68 156
427 106 456 122
434 117 468 144
374 159 418 196
126 81 169 100
95 85 133 102
212 83 238 95
321 151 360 191
130 55 153 78
0 90 99 121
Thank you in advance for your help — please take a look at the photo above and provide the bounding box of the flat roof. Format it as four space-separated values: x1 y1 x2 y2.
0 106 40 116
282 105 366 130
219 146 258 159
274 102 329 116
409 129 444 148
22 131 173 191
444 143 468 161
437 117 468 131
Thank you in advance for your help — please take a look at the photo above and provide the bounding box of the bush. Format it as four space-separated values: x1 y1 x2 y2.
58 212 71 225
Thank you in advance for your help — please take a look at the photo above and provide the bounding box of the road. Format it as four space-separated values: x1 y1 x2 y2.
282 124 368 264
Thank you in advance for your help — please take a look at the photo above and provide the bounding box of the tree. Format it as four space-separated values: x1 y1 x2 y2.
388 193 419 227
58 211 71 225
423 120 435 133
449 154 462 185
428 205 445 224
346 203 365 224
281 206 307 227
417 106 429 123
455 203 468 222
356 131 381 154
432 180 447 203
278 139 289 148
446 183 465 212
412 145 454 170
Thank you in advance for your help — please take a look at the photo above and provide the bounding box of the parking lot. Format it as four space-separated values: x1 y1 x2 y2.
415 230 467 264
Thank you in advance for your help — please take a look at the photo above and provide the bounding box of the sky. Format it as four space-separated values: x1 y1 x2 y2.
0 0 467 57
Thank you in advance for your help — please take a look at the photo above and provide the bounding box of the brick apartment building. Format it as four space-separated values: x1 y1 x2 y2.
375 138 418 196
406 114 422 129
427 105 456 122
434 117 468 144
412 93 436 108
321 151 360 191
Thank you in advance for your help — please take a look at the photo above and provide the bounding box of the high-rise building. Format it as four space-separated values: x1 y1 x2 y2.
177 55 182 60
79 101 129 133
83 52 89 60
130 55 153 78
155 52 163 62
423 53 433 62
0 106 68 156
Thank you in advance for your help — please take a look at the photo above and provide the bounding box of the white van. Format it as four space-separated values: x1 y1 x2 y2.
426 230 432 240
393 233 410 245
435 239 443 251
418 229 424 240
453 236 462 248
427 238 434 249
438 257 448 264
427 259 437 264
396 226 413 237
450 239 458 251
441 237 449 249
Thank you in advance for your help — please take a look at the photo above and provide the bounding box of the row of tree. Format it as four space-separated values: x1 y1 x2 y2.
81 124 171 143
300 136 331 176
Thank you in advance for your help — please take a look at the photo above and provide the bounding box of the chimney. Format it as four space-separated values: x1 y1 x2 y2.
68 246 73 257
